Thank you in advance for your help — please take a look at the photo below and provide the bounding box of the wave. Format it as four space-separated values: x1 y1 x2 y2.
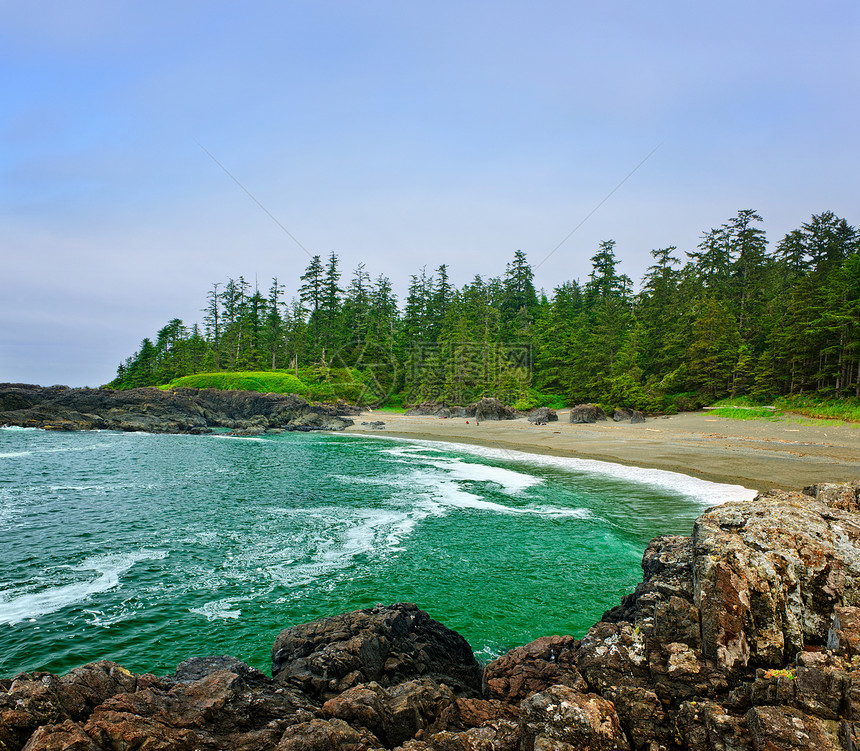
358 435 756 505
0 550 167 626
423 457 543 493
0 451 32 458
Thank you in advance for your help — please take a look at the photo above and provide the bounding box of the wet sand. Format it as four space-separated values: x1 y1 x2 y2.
344 410 860 491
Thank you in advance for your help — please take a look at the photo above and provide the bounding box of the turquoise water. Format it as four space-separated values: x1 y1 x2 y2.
0 427 754 678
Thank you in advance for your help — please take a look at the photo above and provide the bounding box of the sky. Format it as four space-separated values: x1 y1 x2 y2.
2 1 859 387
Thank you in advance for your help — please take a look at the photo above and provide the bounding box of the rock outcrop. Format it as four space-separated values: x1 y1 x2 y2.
271 603 482 701
0 383 354 434
527 407 558 424
7 483 860 750
569 403 608 423
465 398 518 421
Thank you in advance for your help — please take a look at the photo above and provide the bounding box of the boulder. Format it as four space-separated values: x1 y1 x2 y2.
674 700 751 751
430 698 519 733
803 480 860 513
827 606 860 657
519 685 630 751
746 705 845 750
18 662 317 751
464 398 516 421
275 718 382 751
630 410 645 423
271 604 482 701
285 413 353 431
323 679 455 747
419 719 520 751
694 489 860 672
576 622 650 696
483 635 582 704
0 661 140 751
526 407 557 424
611 408 633 422
568 403 607 423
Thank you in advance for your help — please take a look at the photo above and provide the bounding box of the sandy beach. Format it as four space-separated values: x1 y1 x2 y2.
344 410 860 491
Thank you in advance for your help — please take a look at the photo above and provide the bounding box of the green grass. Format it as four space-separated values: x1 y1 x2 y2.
164 369 378 404
707 407 782 421
775 395 860 422
710 395 768 407
703 394 860 424
168 371 314 396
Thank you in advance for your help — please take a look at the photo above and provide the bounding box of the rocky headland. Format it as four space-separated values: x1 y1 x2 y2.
0 383 357 434
4 481 860 750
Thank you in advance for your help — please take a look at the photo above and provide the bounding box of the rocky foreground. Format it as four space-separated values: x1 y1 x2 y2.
4 482 860 751
0 384 356 433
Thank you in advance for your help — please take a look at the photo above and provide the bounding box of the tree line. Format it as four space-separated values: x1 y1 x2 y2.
109 209 860 409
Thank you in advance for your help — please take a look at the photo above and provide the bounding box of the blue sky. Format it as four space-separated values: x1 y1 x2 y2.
2 1 859 386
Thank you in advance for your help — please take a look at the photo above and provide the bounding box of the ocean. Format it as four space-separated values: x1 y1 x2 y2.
0 426 755 677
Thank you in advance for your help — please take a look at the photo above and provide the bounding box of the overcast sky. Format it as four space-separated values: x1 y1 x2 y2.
2 1 858 387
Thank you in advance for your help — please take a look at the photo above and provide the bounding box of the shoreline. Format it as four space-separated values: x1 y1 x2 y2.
344 410 860 491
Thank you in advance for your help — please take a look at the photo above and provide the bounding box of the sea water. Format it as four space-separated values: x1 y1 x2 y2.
0 427 755 677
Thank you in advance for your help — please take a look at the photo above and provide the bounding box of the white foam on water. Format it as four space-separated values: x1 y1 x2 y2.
423 456 543 493
263 506 419 590
0 451 32 458
210 434 269 443
353 435 756 506
0 550 167 626
189 598 242 620
0 426 38 431
334 463 586 519
382 445 443 458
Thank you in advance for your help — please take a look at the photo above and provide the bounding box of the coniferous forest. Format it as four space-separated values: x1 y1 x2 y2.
109 210 860 411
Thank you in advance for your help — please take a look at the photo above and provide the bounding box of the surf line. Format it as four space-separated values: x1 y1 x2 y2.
333 433 756 506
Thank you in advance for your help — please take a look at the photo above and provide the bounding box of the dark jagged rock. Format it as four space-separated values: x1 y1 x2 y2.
284 412 353 431
21 664 317 751
694 488 860 673
519 685 630 751
611 407 633 422
602 535 697 645
406 719 520 750
483 635 582 704
275 718 382 751
464 398 517 421
173 655 267 682
526 407 557 424
0 661 144 751
323 679 455 747
0 384 354 434
803 479 860 513
429 697 519 734
271 604 482 701
630 410 645 423
568 403 607 423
